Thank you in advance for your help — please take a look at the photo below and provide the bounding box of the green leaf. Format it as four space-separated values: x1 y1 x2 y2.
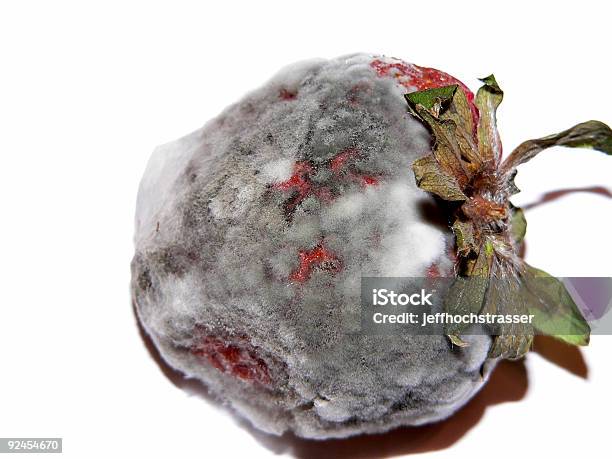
405 85 458 112
509 206 526 244
521 265 590 346
413 155 467 201
480 74 502 90
479 262 590 358
501 120 612 178
475 74 504 164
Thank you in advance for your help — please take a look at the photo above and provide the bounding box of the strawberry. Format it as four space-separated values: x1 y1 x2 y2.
131 54 611 439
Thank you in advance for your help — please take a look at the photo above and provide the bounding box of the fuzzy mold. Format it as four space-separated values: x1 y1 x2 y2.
131 53 495 439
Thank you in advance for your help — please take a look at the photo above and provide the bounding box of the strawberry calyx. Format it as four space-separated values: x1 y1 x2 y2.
405 77 612 360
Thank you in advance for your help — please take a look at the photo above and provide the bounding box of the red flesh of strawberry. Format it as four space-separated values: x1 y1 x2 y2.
289 242 342 282
191 334 271 385
370 59 479 128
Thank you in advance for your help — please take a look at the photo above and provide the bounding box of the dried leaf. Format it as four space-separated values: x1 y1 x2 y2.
468 239 494 277
441 86 475 139
452 219 478 255
506 169 520 196
481 273 533 359
501 120 612 178
405 77 607 361
441 88 482 175
412 155 467 201
448 334 469 347
488 334 533 360
413 108 471 187
443 240 493 341
406 87 475 188
444 275 488 340
475 74 504 165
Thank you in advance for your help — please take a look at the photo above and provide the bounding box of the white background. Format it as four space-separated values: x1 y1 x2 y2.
1 1 611 458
